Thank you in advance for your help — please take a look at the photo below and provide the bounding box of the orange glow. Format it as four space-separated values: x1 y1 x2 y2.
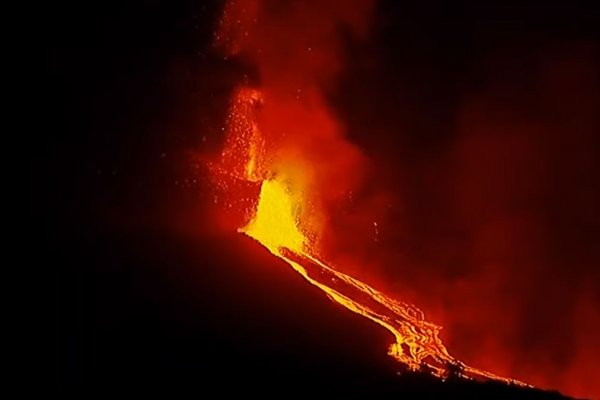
211 0 532 390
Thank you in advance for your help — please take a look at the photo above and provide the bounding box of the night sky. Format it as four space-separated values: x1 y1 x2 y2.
43 0 599 396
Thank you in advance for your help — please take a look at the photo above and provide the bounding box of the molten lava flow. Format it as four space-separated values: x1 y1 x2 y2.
239 172 528 384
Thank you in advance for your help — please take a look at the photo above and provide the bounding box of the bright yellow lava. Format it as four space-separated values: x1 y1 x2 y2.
241 179 305 254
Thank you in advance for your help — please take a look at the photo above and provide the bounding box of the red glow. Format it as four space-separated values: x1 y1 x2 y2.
205 1 599 398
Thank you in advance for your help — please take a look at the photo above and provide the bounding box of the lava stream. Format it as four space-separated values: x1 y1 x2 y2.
240 178 529 386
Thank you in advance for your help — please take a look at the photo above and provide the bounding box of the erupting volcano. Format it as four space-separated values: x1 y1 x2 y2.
203 0 600 396
213 83 530 386
44 0 600 395
208 0 537 389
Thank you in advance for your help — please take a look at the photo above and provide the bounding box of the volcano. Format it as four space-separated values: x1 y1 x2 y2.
47 0 600 397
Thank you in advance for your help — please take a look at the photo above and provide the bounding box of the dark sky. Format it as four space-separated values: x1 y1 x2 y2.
42 0 599 396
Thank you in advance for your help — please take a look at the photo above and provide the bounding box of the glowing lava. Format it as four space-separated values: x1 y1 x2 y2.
239 172 528 385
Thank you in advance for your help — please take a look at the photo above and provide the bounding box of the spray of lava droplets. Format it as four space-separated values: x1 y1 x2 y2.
210 0 529 386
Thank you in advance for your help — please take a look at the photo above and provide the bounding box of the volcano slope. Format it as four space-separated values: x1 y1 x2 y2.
53 226 574 398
